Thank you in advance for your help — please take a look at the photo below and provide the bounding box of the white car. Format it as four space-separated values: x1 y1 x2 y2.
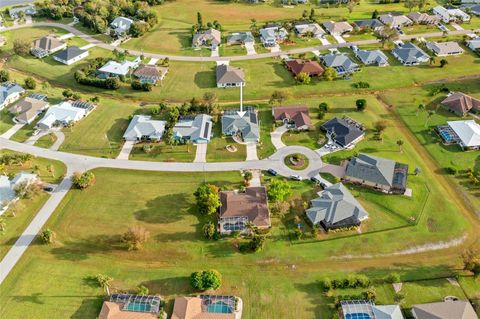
32 129 41 136
290 175 302 181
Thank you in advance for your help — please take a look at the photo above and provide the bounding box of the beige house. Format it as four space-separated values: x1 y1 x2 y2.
9 96 49 124
172 295 242 319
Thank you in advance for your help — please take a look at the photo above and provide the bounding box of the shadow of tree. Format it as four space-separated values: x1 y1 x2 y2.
12 292 45 305
194 70 215 89
294 282 334 319
50 234 124 261
134 193 190 224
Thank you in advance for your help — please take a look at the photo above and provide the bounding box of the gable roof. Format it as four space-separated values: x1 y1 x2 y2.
221 109 260 140
98 301 158 319
321 117 364 146
227 32 255 44
171 297 235 319
321 53 359 72
356 49 389 65
133 64 168 79
273 105 311 127
123 115 166 140
33 36 66 51
216 64 245 84
53 46 87 62
306 183 368 228
111 16 134 32
192 28 221 46
378 14 413 27
393 42 429 64
173 114 213 141
260 26 288 42
372 305 404 319
0 82 24 105
412 301 478 319
426 41 464 55
448 120 480 147
407 12 441 24
323 21 353 34
98 59 140 76
9 96 49 123
38 101 86 127
467 38 480 49
220 187 271 228
285 59 324 76
294 22 325 36
353 19 384 28
441 92 480 114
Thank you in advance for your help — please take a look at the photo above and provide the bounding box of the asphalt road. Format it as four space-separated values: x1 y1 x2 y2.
0 0 33 8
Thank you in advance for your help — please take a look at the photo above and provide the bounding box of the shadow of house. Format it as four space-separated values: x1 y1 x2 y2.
194 70 216 89
294 282 334 319
70 297 105 319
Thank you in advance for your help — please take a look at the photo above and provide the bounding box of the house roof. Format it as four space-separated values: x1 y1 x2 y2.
467 38 480 49
372 305 405 319
171 297 235 319
221 109 260 140
448 120 480 147
356 49 389 65
133 64 168 79
123 115 166 140
321 53 358 71
260 26 288 41
98 301 158 319
98 59 140 76
272 105 311 128
38 101 86 127
216 64 245 84
426 41 464 55
378 14 413 27
407 12 441 23
192 28 221 46
433 6 471 20
173 114 213 141
53 46 87 62
9 96 49 123
353 19 384 28
111 16 133 32
220 187 271 228
294 22 325 35
306 183 368 228
227 32 255 44
321 117 364 146
441 92 480 114
461 4 480 15
323 21 353 34
33 36 65 51
285 59 324 76
393 42 429 64
412 301 478 319
0 82 24 105
1 172 37 209
9 5 36 17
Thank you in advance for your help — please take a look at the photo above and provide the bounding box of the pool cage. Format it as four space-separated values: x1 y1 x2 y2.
220 216 249 232
110 294 161 314
340 300 375 319
437 125 460 145
200 295 236 313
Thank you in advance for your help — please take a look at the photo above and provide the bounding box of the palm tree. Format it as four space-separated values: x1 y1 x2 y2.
0 218 6 232
416 103 425 115
96 274 113 296
396 139 404 152
425 110 436 127
429 56 436 65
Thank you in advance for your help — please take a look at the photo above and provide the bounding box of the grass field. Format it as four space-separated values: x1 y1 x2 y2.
34 133 57 149
129 142 196 162
0 110 14 135
206 122 246 162
282 129 324 150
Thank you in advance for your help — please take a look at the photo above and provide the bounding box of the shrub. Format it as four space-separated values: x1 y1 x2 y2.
0 70 10 82
445 167 457 175
320 278 332 291
40 228 56 244
190 270 222 291
293 228 303 240
267 179 292 202
13 39 30 56
203 222 216 240
131 80 153 91
72 171 96 189
122 225 150 250
352 81 370 88
24 77 36 89
356 99 367 111
318 102 329 112
384 272 401 283
194 184 221 215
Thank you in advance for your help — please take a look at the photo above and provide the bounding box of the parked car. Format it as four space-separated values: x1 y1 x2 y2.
310 176 320 184
43 186 54 192
267 169 278 176
319 182 328 190
32 129 41 136
290 175 302 181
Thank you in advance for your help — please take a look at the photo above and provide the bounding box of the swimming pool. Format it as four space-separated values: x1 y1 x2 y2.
345 313 373 319
207 301 233 314
124 302 152 312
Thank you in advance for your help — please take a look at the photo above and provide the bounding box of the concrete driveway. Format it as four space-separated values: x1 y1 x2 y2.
1 123 25 139
271 125 287 150
333 35 346 44
117 140 135 160
194 143 207 163
211 46 219 57
245 42 256 55
246 143 259 161
318 36 330 45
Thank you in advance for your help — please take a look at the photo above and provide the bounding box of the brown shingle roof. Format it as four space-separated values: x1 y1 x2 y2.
8 97 49 124
441 92 480 115
133 65 168 79
33 36 65 51
219 187 270 228
171 297 235 319
412 300 478 319
272 105 311 128
98 302 158 319
285 60 324 77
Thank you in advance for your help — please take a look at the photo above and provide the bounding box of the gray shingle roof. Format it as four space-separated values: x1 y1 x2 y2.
227 32 255 44
321 53 359 73
173 114 213 142
355 49 389 66
412 301 478 319
221 109 259 141
321 117 364 147
123 115 166 141
216 64 245 84
392 42 429 64
53 46 87 62
353 19 384 29
0 83 24 105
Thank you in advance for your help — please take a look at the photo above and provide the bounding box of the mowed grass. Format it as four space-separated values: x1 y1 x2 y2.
207 122 246 162
34 133 57 149
0 110 14 134
129 142 196 162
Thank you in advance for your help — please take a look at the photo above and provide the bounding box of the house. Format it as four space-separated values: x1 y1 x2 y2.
221 108 260 143
9 5 36 19
98 294 161 319
352 19 384 31
0 82 25 109
320 53 359 75
110 16 134 37
97 58 141 77
227 32 255 45
461 4 480 16
133 65 169 84
172 295 242 319
378 14 413 27
407 12 441 24
411 300 478 319
392 42 430 66
467 38 480 51
294 22 326 37
259 26 288 47
9 95 49 124
426 41 464 56
285 59 324 77
219 187 270 234
173 114 213 144
354 49 389 66
462 0 480 3
344 153 409 194
192 28 221 49
272 105 311 130
432 6 470 23
444 120 480 150
306 183 369 230
341 300 404 319
216 64 245 88
0 172 38 215
321 117 365 148
31 36 67 58
53 46 89 65
123 115 166 142
440 92 480 116
322 21 353 35
36 101 87 130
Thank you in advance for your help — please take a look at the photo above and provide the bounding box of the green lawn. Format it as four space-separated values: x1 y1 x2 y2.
206 122 246 162
257 107 276 159
34 133 57 149
129 142 196 162
0 110 14 135
282 129 325 150
400 278 469 308
10 117 40 143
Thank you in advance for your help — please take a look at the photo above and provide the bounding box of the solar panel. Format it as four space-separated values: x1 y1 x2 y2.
203 121 210 139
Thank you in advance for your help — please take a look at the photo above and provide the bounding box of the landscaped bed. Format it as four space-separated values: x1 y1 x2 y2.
284 153 309 171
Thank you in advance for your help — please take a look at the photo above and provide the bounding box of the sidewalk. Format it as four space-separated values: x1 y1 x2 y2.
194 143 207 163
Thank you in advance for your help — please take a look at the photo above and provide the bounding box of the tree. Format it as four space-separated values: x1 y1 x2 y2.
243 171 253 186
429 56 436 65
190 270 222 291
347 0 356 14
270 201 290 217
323 67 337 81
356 99 367 111
203 222 216 239
62 89 73 98
13 39 31 56
384 272 401 284
24 77 36 90
202 91 218 114
462 248 480 277
72 171 96 189
95 274 113 295
374 120 387 138
309 8 315 21
40 228 56 244
194 184 221 215
363 287 377 301
267 179 292 202
416 103 425 115
122 225 150 250
0 70 10 82
14 181 42 199
377 26 398 48
295 72 311 85
136 285 149 295
197 12 203 29
439 59 448 68
372 9 379 19
318 102 329 112
269 90 289 106
396 139 404 152
130 21 150 37
425 110 435 127
404 0 417 12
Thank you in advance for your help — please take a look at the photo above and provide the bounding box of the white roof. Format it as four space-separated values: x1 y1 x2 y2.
0 175 15 207
98 58 140 76
448 120 480 147
11 172 37 187
111 16 133 32
38 101 86 128
373 305 405 319
123 115 166 140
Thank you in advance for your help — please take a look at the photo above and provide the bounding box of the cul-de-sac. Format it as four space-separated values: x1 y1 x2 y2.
0 0 479 318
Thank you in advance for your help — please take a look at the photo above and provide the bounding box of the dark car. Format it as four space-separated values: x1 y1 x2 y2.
43 186 54 192
320 182 328 190
267 169 278 176
310 177 320 184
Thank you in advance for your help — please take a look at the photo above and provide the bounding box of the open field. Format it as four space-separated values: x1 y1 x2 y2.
129 142 196 162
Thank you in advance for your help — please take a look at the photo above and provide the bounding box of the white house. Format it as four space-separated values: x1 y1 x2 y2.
426 41 464 56
0 172 38 215
98 58 141 77
432 6 470 23
37 101 87 130
123 115 166 142
53 46 89 65
110 16 134 36
9 5 36 19
447 120 480 150
0 83 25 110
